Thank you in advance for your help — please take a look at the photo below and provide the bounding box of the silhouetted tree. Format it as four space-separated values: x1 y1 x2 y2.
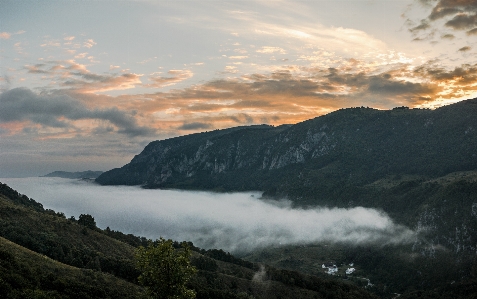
78 214 96 230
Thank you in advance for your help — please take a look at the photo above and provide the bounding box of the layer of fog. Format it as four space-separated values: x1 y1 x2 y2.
1 177 415 254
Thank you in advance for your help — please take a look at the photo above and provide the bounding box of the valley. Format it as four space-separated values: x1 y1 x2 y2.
2 100 477 298
93 99 477 297
0 180 378 299
3 0 477 297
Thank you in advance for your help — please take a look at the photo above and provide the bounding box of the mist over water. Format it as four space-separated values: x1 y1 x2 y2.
1 177 415 253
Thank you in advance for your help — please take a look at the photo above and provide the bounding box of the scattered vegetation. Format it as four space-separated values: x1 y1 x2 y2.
0 181 378 299
135 238 197 299
0 236 142 299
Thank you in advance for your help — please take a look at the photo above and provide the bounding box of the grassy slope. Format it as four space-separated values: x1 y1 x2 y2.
0 192 140 281
0 236 143 299
0 181 377 299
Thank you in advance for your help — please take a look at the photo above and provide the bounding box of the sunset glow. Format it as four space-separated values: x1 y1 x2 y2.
1 0 477 176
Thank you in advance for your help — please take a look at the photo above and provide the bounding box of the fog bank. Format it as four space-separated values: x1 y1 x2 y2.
1 177 415 253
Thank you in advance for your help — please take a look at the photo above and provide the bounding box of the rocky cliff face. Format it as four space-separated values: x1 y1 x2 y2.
96 99 477 285
97 99 477 192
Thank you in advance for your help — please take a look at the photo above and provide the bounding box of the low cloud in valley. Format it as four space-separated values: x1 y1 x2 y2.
2 178 416 254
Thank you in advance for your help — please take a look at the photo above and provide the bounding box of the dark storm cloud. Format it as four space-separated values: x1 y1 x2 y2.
441 33 455 39
414 63 477 84
467 27 477 35
325 68 367 87
205 72 333 97
445 13 477 30
458 46 472 52
367 74 438 95
0 88 154 137
229 113 254 124
178 122 212 130
415 0 477 33
410 20 431 32
93 108 155 137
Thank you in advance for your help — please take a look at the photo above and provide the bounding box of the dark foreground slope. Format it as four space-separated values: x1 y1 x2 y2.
0 236 142 299
0 181 377 299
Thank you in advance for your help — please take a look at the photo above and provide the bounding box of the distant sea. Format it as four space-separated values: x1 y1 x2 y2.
0 177 414 253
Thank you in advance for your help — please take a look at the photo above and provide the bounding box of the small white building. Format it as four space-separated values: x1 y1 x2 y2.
322 263 338 275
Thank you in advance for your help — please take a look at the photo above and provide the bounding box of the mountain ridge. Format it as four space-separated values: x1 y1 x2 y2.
96 98 477 193
94 99 477 297
42 170 104 179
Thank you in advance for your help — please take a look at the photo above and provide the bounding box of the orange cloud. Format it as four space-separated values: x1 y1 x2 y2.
74 52 88 59
61 73 143 93
10 51 477 140
40 39 61 47
0 30 25 41
0 32 11 39
83 39 97 48
256 46 287 54
229 56 248 60
24 60 143 93
144 70 193 88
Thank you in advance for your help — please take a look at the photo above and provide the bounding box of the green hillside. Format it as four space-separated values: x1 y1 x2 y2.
0 181 377 299
0 236 142 299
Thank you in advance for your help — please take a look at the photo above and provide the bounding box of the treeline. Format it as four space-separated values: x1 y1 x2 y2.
0 181 378 299
0 182 44 211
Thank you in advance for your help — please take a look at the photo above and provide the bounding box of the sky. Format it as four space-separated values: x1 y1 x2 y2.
1 0 477 177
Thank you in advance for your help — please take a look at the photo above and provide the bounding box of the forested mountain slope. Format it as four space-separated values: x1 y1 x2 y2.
0 182 377 299
95 98 477 298
96 99 477 195
95 100 477 256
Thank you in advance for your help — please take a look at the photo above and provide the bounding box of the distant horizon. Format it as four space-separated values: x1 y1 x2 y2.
1 96 473 178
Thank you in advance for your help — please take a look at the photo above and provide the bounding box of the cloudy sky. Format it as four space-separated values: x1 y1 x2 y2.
1 0 476 177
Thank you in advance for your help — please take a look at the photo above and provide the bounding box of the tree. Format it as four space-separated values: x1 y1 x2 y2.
77 214 96 230
135 238 197 299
